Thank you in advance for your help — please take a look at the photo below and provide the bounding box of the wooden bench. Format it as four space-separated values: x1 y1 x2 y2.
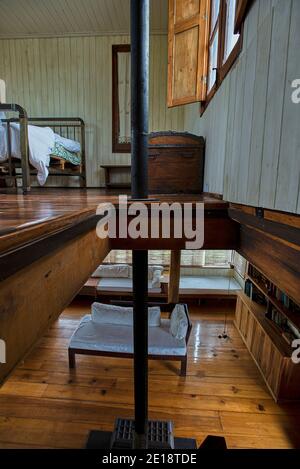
100 164 131 188
68 303 192 376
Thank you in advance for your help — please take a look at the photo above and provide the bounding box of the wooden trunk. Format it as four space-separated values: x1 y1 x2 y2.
148 132 205 194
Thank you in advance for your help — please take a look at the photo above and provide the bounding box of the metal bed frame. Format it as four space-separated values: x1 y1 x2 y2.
0 104 86 193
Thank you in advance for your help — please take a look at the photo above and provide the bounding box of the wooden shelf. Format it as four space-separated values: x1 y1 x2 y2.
247 274 300 331
236 291 300 401
106 182 131 188
238 291 292 357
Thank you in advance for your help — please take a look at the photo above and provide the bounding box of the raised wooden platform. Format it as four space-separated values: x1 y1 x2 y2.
0 188 239 383
0 188 229 243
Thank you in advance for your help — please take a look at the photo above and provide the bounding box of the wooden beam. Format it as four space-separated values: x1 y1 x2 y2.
229 206 300 247
238 225 300 306
0 214 104 281
112 210 239 250
0 230 110 383
168 250 181 304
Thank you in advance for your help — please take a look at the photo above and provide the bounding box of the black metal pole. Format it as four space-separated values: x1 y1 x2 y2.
132 250 148 449
130 0 149 449
131 0 149 200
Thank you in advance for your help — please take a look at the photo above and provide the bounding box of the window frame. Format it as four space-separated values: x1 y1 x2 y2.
104 249 233 268
201 0 243 115
206 0 220 103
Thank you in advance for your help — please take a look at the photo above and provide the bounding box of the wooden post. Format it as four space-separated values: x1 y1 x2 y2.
168 250 181 304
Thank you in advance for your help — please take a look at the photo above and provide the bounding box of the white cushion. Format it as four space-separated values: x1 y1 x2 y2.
96 277 161 293
91 264 129 278
69 316 186 356
148 265 164 280
128 265 163 280
170 304 188 340
151 269 162 288
178 276 241 294
91 302 161 327
129 265 164 280
92 264 164 280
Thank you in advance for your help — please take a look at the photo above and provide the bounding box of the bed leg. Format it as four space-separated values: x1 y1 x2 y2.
68 349 76 369
180 357 187 377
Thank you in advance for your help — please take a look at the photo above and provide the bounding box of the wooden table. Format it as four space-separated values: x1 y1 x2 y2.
100 164 131 189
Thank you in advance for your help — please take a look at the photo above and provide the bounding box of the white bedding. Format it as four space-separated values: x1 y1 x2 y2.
97 277 162 294
0 121 81 185
69 315 187 356
54 133 80 153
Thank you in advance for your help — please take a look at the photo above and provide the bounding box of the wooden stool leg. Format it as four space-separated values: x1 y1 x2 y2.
104 168 110 188
68 349 76 369
180 356 187 377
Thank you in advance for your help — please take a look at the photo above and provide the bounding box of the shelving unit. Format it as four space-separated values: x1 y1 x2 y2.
247 270 300 331
235 263 300 402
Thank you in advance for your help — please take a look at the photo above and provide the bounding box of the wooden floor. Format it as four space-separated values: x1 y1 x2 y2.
0 298 300 449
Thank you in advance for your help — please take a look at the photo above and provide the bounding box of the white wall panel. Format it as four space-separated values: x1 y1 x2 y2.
184 0 300 214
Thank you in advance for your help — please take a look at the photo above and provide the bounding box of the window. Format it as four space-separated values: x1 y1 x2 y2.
104 250 233 268
232 251 247 278
167 0 246 110
223 0 240 62
205 0 242 106
207 0 220 94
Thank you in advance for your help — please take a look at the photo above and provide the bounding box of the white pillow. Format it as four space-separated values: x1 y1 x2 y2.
54 134 81 153
91 264 129 278
128 265 163 280
148 265 164 280
91 302 161 327
151 269 162 288
170 304 188 340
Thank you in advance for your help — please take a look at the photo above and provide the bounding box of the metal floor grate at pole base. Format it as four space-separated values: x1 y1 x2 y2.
85 418 198 449
110 418 174 450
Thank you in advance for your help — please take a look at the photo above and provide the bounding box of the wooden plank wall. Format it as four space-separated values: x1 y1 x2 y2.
0 0 168 38
0 34 184 187
184 0 300 214
0 229 110 383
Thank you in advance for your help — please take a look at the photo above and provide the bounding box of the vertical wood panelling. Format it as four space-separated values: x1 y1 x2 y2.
246 10 272 205
236 35 257 204
275 0 300 213
0 34 184 187
224 66 238 199
184 0 300 214
229 55 246 202
259 0 291 208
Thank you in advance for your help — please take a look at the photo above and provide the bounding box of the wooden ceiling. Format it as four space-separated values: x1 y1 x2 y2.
0 0 168 38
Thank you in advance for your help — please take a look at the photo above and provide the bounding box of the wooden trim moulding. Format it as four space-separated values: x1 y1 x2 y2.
229 204 300 247
237 224 300 306
0 214 105 282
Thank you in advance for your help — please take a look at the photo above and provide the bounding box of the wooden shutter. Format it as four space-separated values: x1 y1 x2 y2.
234 0 252 33
168 0 210 107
